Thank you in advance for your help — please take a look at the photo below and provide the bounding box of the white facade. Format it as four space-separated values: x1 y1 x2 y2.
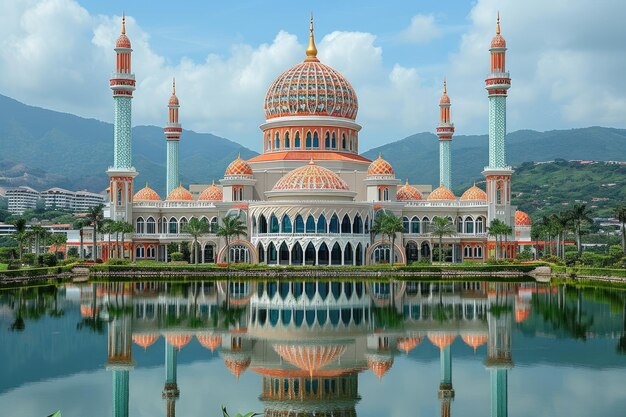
6 186 39 214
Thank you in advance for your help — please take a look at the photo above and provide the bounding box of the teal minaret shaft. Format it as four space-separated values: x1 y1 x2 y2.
105 283 134 417
485 284 514 417
163 340 180 417
483 13 514 236
438 343 454 417
164 78 182 197
108 15 137 223
436 80 454 189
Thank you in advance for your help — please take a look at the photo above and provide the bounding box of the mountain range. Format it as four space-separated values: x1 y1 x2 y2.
1 93 625 196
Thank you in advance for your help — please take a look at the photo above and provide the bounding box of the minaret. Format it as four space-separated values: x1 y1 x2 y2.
485 284 514 417
162 340 180 417
105 283 134 417
437 343 454 417
482 13 514 230
164 78 182 196
436 79 454 189
107 14 137 222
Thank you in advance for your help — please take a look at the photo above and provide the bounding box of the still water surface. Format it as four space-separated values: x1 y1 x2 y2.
1 280 625 417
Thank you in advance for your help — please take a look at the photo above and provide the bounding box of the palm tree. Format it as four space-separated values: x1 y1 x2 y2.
118 221 134 259
100 219 114 260
370 211 404 264
85 205 104 260
11 218 28 260
216 214 247 267
550 213 569 258
488 219 507 259
30 225 48 256
530 223 543 260
567 204 593 253
614 205 626 255
73 218 87 259
48 233 67 259
430 217 456 262
183 218 210 264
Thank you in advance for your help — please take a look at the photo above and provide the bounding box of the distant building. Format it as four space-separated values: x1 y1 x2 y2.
6 186 39 214
41 187 104 211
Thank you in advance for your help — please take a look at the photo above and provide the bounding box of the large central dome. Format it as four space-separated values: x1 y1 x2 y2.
263 18 358 121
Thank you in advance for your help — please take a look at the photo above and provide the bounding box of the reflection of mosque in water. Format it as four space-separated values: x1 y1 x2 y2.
84 280 538 417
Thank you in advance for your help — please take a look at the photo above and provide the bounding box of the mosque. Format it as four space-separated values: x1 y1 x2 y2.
103 14 532 265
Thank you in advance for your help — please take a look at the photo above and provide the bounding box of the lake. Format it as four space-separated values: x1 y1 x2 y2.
1 279 625 417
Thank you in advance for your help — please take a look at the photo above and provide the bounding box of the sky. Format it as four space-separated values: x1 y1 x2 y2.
1 0 625 152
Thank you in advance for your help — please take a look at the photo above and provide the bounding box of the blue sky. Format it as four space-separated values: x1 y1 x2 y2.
1 0 624 152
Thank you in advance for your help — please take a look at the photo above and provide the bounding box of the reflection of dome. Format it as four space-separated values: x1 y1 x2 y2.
273 344 347 375
396 336 422 353
427 332 457 349
166 184 193 201
198 182 223 201
367 357 393 380
461 333 488 351
166 334 192 350
80 305 98 317
515 210 531 226
133 183 161 201
196 334 222 352
460 184 487 201
225 154 253 176
397 180 422 201
427 184 456 201
133 334 160 350
367 155 394 176
222 352 252 379
272 160 349 191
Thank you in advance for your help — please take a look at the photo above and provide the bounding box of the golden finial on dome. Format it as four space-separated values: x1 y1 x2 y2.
145 181 149 187
405 179 409 186
443 77 447 94
172 77 176 95
305 13 319 62
308 157 315 165
121 12 126 34
496 11 500 35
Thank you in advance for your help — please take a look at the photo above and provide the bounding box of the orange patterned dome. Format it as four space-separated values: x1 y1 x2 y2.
133 334 160 350
427 332 456 349
461 333 488 351
396 336 422 353
273 344 347 374
133 183 161 201
367 154 394 176
116 16 131 48
272 160 349 191
166 184 193 201
367 358 394 380
460 184 487 201
196 334 222 352
427 184 456 201
223 356 251 379
515 210 531 226
491 14 506 48
198 182 223 201
397 180 422 201
225 154 253 176
168 79 179 106
166 334 192 350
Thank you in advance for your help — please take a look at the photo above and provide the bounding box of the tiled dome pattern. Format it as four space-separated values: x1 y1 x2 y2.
426 184 456 201
272 160 349 191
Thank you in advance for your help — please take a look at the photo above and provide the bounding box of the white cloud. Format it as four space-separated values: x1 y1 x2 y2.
401 14 443 43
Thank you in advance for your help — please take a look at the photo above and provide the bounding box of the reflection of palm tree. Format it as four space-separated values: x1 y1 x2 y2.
618 300 626 354
218 302 245 330
48 287 65 318
77 284 106 334
532 286 593 340
10 289 25 332
373 305 404 329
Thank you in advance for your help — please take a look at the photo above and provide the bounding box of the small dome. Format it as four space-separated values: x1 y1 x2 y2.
272 160 349 191
397 180 422 201
427 184 456 201
168 78 179 106
225 154 253 176
133 334 160 350
440 79 450 105
196 334 222 352
367 154 394 176
166 334 192 350
491 34 506 49
367 358 394 380
198 182 223 201
222 354 251 379
427 332 456 349
133 183 161 201
461 333 488 351
515 210 531 226
396 336 422 354
116 16 131 48
166 184 193 201
460 184 487 201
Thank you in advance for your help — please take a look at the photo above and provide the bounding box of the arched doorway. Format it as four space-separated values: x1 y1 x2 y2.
305 242 316 265
291 242 303 265
355 243 363 266
420 242 431 260
258 243 265 264
318 243 329 265
344 242 353 265
331 242 342 265
405 241 419 264
203 244 215 263
279 242 289 265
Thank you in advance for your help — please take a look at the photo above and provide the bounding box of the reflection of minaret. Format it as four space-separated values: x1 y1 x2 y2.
438 344 454 417
485 285 514 417
105 285 134 417
162 340 180 417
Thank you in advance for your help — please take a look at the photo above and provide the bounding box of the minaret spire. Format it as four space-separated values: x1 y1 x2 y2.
165 77 182 196
121 13 126 34
305 13 319 62
436 78 454 189
496 11 500 35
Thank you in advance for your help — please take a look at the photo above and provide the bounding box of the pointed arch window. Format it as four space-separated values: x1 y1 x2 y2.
295 132 301 148
313 132 319 148
324 132 330 148
306 131 312 148
285 132 290 149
